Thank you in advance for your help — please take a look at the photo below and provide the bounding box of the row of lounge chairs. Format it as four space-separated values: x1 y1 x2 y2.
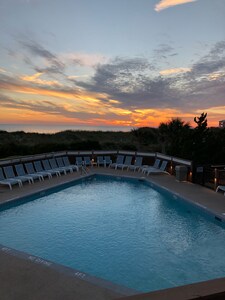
108 155 169 175
0 156 78 190
75 154 169 175
0 154 169 190
74 156 112 167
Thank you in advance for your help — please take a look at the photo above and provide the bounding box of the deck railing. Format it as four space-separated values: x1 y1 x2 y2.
0 149 193 179
1 150 225 190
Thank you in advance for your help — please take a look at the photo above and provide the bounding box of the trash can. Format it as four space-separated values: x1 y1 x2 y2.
175 165 188 182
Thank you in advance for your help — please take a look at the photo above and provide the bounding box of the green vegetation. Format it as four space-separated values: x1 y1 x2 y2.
0 113 225 164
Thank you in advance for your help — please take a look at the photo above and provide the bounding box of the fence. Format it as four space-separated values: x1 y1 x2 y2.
0 149 193 178
193 164 225 190
3 149 225 190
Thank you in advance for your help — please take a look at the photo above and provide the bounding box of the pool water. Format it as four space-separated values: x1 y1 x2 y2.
1 175 225 292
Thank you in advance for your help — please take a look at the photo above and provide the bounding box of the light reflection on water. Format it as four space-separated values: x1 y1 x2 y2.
1 176 225 292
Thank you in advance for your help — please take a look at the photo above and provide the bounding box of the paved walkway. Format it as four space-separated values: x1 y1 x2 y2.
0 167 225 300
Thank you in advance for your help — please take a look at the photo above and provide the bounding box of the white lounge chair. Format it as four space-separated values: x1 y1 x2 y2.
76 156 83 168
109 155 124 169
146 160 169 175
83 156 92 167
42 160 61 176
141 159 161 174
34 161 54 178
3 165 33 184
97 156 104 167
128 157 143 172
104 156 112 167
15 164 43 182
25 162 51 179
62 157 79 172
56 157 73 173
216 185 225 196
0 167 22 189
49 158 67 175
116 156 133 170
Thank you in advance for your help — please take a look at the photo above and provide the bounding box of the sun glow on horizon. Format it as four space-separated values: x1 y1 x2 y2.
0 70 223 129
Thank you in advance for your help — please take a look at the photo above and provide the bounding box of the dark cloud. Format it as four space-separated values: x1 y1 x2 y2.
169 53 178 57
209 41 225 57
189 40 225 76
74 56 175 106
20 39 56 60
191 59 225 76
76 56 156 97
19 39 65 75
34 62 65 75
2 39 225 117
74 41 225 112
153 44 175 60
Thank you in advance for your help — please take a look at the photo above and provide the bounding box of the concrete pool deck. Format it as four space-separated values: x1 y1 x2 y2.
1 167 225 300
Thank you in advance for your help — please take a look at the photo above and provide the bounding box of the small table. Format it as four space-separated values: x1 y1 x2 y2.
91 161 97 167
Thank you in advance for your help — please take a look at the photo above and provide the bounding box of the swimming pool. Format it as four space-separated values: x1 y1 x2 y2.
1 174 225 293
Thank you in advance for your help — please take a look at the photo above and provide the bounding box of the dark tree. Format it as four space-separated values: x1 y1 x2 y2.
158 118 191 157
194 112 208 132
192 112 209 163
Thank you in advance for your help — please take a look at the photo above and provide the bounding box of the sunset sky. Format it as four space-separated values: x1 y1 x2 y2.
0 0 225 131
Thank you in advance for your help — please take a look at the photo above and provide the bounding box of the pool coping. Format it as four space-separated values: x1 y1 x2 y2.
1 168 225 299
0 243 138 297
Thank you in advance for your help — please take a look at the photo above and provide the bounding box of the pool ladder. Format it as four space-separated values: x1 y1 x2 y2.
80 164 89 175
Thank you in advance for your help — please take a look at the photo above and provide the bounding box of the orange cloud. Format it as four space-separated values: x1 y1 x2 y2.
0 79 111 110
0 72 222 129
207 72 225 81
21 72 62 86
155 0 197 12
160 68 191 75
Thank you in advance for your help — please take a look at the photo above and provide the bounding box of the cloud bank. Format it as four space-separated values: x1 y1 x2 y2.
1 38 225 127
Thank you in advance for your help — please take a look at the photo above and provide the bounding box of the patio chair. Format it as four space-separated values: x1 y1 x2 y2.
34 161 55 178
0 167 22 189
56 157 73 173
62 157 79 172
3 165 33 185
146 160 169 175
83 156 92 167
97 156 104 167
128 157 143 172
75 156 83 168
25 162 51 179
109 155 124 169
15 164 43 182
49 158 67 175
116 156 133 170
42 160 61 176
141 159 161 174
104 156 112 167
216 185 225 196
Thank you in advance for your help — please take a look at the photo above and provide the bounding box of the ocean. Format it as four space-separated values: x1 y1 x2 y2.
0 124 131 133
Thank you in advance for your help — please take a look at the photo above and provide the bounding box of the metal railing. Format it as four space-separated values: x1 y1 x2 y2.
0 149 193 179
3 149 225 191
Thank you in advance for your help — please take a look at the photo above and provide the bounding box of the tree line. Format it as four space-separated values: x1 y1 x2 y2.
0 113 224 164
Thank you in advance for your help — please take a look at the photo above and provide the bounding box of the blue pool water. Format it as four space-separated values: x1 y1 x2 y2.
1 175 225 292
